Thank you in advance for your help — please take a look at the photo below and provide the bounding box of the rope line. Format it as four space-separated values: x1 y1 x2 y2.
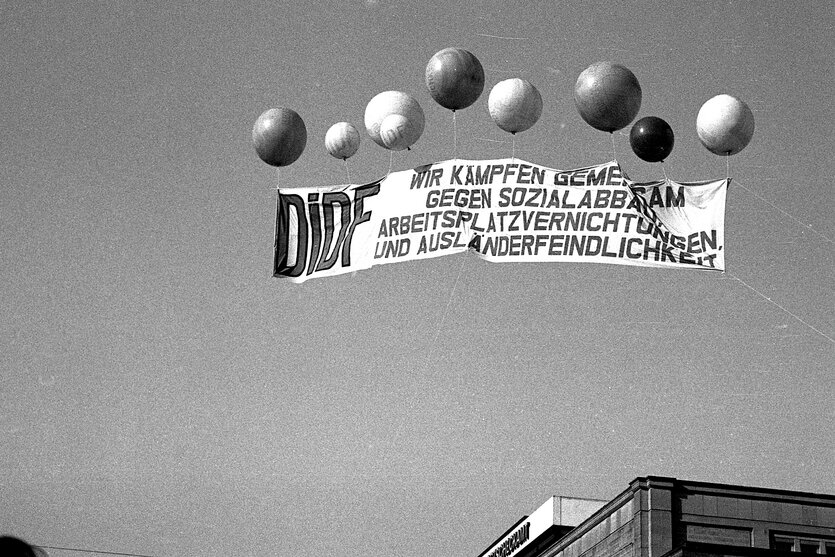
39 545 157 557
475 33 528 40
724 271 834 344
723 159 832 341
734 180 833 244
424 255 468 367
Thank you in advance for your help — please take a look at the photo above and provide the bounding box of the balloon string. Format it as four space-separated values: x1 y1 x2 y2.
452 110 458 159
511 134 516 161
276 168 281 191
343 158 351 185
424 254 468 368
726 152 731 181
723 270 835 344
610 132 617 162
661 162 669 182
388 151 393 175
273 183 280 251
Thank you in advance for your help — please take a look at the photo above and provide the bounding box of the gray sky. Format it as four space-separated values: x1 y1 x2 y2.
1 1 833 556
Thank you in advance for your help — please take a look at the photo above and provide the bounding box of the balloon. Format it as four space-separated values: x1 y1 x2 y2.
630 116 675 162
696 94 755 155
425 47 485 111
325 122 361 160
487 78 543 134
574 62 642 132
252 108 307 167
365 91 425 149
380 114 421 151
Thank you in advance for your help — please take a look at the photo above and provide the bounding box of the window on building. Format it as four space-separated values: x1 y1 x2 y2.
772 534 835 554
800 542 819 554
773 538 795 552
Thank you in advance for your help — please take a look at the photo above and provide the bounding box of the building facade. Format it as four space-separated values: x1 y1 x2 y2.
478 476 835 557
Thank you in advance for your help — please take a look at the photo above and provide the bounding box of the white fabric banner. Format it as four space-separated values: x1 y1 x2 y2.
274 159 727 282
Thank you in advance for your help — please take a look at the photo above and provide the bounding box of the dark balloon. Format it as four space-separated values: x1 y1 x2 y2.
425 48 485 111
630 116 675 162
0 536 39 557
574 62 642 132
252 108 307 167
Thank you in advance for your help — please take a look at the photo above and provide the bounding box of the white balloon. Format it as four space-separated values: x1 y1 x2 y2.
364 91 425 148
380 114 421 151
696 94 755 155
325 122 361 159
488 78 543 134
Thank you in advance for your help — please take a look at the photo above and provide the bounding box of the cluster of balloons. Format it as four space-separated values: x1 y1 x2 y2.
252 49 755 169
623 93 754 163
